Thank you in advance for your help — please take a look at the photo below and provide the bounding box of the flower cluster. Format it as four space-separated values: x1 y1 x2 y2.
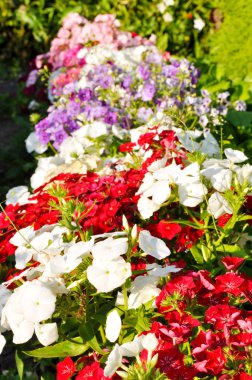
0 12 251 380
25 13 154 96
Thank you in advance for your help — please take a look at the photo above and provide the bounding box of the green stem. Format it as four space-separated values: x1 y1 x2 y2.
99 325 106 344
123 285 128 311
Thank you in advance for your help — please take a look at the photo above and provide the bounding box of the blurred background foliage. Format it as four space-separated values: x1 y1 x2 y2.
0 0 252 200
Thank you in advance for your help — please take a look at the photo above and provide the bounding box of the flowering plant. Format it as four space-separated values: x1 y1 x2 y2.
1 11 251 380
1 121 252 379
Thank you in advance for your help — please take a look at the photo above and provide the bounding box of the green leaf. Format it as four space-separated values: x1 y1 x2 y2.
23 337 88 358
216 244 248 258
15 350 24 380
190 245 204 264
227 111 252 127
205 80 230 93
79 321 105 354
124 306 151 333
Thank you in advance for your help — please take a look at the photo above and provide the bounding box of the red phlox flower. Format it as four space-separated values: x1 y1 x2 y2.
204 347 226 375
165 365 197 380
205 304 241 329
148 220 181 240
137 132 156 147
76 361 110 380
231 332 252 347
215 272 245 296
56 357 76 380
197 270 215 291
119 142 136 152
156 347 184 374
156 275 196 313
175 226 204 252
222 256 245 271
234 372 252 380
217 213 232 227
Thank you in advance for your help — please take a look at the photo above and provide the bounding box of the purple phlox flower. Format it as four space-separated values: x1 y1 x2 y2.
62 82 76 95
53 129 69 150
94 64 109 75
217 105 228 116
199 115 209 127
162 65 179 77
121 116 132 129
67 119 80 133
104 111 118 125
67 101 81 116
201 89 210 98
217 91 230 103
36 130 51 145
141 82 156 102
95 75 114 89
194 104 210 116
78 88 93 101
138 64 151 80
137 107 154 121
166 77 180 89
122 75 133 89
85 105 108 120
170 59 180 68
234 100 247 111
146 53 163 65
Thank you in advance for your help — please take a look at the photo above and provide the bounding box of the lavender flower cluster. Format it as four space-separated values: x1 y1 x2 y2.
33 46 246 152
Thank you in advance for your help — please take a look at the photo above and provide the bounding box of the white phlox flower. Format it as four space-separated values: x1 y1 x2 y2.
136 158 181 219
87 256 131 293
176 163 207 207
201 148 248 192
104 336 144 377
194 18 205 31
25 132 48 154
139 230 170 259
6 186 31 206
207 192 233 218
48 239 94 275
105 310 122 342
91 237 128 261
1 280 57 347
128 275 161 309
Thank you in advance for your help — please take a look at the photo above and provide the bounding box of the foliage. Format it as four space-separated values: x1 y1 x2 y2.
0 0 214 65
209 0 252 101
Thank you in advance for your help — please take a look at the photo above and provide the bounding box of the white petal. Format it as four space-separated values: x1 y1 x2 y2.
141 333 159 351
15 247 33 269
151 180 171 205
148 157 167 172
105 310 122 342
207 192 233 218
12 320 34 344
139 230 170 259
104 344 122 377
65 240 94 259
224 148 248 163
137 196 160 219
10 226 35 247
178 182 207 207
0 334 6 354
91 237 128 261
136 173 155 195
35 323 58 346
87 257 131 293
120 340 142 357
146 264 182 277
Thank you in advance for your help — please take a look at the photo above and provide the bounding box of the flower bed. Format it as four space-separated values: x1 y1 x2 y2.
0 13 251 380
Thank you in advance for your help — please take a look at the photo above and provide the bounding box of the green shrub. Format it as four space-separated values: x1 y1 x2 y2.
209 0 252 100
